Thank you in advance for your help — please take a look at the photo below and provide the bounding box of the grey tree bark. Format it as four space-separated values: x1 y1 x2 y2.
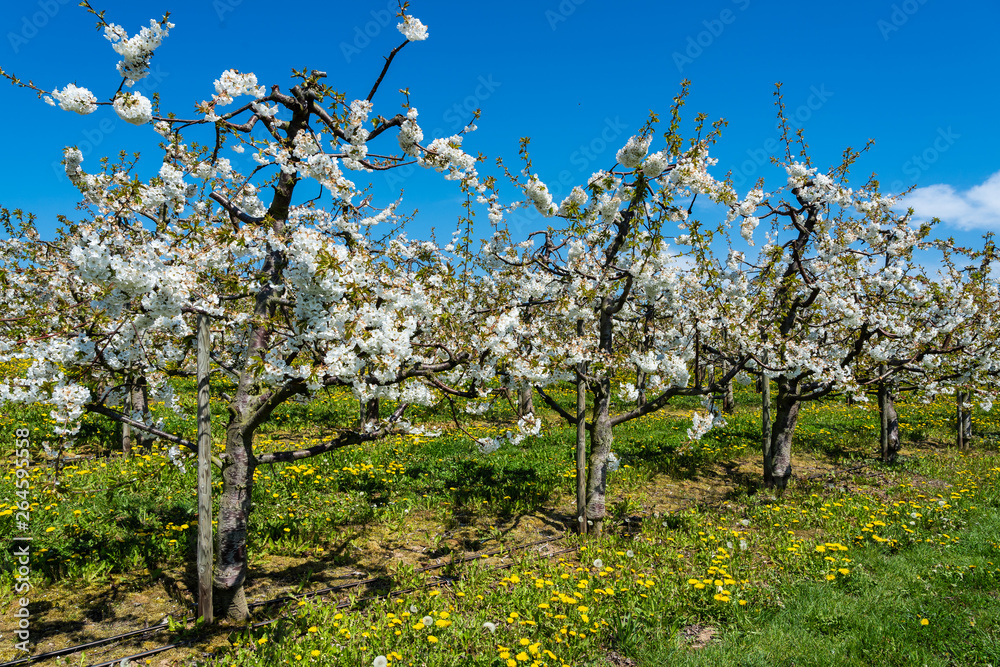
878 367 900 463
518 380 535 419
722 377 736 414
956 391 972 450
360 396 380 426
213 418 256 620
765 377 799 489
635 367 647 408
121 376 154 454
585 376 613 536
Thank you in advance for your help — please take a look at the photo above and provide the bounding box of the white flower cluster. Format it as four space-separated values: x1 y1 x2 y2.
398 107 423 157
113 91 153 125
167 445 187 473
342 99 372 171
619 382 640 402
211 69 265 111
525 176 556 216
417 135 477 181
104 19 173 86
61 147 111 206
616 134 652 169
49 384 91 436
475 415 542 456
397 15 429 41
686 411 715 441
741 216 759 243
49 84 97 115
557 186 589 215
475 437 501 455
642 150 669 179
785 162 820 191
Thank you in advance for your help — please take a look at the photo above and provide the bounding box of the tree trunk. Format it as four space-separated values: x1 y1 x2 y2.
956 391 972 451
962 396 972 448
518 380 534 419
722 377 735 414
130 376 154 451
213 418 256 621
636 304 653 409
878 372 900 463
765 378 799 489
693 330 703 388
585 377 612 536
761 371 771 487
360 396 380 426
635 367 647 408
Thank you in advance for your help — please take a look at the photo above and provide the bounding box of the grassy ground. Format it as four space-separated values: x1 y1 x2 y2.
0 385 998 666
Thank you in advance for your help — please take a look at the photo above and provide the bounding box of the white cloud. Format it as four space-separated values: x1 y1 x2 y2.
896 171 1000 231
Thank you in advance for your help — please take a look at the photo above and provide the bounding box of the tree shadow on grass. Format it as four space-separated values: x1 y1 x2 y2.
404 457 559 519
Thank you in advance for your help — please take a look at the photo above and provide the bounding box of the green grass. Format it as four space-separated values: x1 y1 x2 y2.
636 479 1000 666
1 381 999 666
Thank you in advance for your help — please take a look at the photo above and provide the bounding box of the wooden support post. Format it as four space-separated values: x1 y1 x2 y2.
122 381 132 455
196 314 214 624
576 361 588 536
761 360 772 487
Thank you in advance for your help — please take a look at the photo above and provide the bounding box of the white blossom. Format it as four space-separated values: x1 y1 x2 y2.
104 19 173 86
397 15 429 41
50 84 98 115
113 91 153 125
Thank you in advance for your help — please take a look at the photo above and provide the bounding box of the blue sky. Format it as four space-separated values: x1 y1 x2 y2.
1 0 998 248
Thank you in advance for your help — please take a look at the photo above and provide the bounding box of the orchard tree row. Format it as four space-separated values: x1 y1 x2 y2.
0 6 997 620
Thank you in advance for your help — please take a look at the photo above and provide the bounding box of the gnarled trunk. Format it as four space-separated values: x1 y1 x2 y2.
722 377 735 414
213 417 256 621
132 376 154 450
635 367 647 408
765 377 799 489
585 378 612 536
121 376 154 454
956 391 972 450
518 380 534 419
878 374 900 463
360 396 380 426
